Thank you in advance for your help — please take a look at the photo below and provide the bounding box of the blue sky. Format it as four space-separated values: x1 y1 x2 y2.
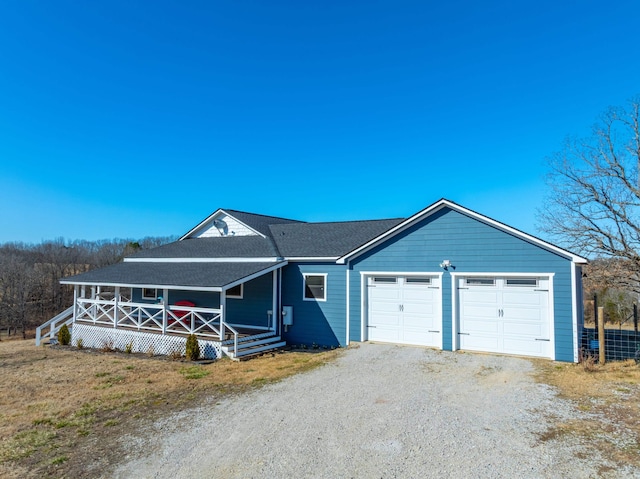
1 1 638 243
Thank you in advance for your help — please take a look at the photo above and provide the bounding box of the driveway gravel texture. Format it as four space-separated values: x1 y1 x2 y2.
113 344 636 478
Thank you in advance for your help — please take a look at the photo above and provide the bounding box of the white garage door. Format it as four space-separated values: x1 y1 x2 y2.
367 275 441 347
458 276 551 358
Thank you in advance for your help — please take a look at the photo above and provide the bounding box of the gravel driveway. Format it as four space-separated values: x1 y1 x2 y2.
113 344 613 478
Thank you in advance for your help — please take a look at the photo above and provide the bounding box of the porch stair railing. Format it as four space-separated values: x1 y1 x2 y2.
35 306 74 346
220 329 286 360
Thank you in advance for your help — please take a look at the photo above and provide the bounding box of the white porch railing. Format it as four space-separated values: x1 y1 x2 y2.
75 298 224 339
35 306 75 346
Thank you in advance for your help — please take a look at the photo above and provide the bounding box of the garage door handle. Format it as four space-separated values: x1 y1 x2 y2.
458 332 470 335
535 338 550 341
428 330 440 333
367 326 377 328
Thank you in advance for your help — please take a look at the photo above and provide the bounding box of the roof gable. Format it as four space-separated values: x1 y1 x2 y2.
180 209 303 240
336 199 588 264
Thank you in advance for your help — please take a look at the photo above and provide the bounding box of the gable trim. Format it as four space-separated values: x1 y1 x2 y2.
336 199 588 265
180 209 267 240
124 257 281 263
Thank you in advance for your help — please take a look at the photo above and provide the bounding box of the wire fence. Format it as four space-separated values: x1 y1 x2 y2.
581 294 640 363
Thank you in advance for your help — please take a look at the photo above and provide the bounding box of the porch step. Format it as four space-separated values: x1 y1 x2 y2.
221 335 286 360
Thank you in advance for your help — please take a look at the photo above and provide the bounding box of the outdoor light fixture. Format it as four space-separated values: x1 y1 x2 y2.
440 259 452 270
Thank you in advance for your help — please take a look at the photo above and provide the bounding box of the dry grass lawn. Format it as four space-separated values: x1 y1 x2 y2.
535 358 640 474
0 338 340 478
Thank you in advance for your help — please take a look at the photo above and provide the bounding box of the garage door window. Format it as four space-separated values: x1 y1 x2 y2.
466 278 495 286
406 277 432 285
373 277 397 284
303 274 327 301
506 278 538 287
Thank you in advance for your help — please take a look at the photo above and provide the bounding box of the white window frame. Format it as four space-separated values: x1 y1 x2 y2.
142 288 157 300
226 283 244 299
303 273 327 302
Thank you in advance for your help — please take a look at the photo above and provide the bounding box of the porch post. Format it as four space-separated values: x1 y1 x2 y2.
73 285 78 323
220 290 227 341
114 286 120 328
91 286 96 320
162 288 168 334
272 270 278 333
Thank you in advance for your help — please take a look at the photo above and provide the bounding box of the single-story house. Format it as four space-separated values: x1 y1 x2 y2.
47 198 586 361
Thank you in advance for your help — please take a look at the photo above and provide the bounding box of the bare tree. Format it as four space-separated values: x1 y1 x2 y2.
539 96 640 293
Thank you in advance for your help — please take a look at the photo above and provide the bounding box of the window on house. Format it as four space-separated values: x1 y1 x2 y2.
304 274 327 301
226 284 243 299
405 277 432 285
142 288 157 300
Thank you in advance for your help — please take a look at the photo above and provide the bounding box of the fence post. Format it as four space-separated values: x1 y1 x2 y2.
593 293 598 340
598 306 606 364
634 303 638 333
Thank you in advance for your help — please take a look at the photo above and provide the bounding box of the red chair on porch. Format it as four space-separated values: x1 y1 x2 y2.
169 300 196 324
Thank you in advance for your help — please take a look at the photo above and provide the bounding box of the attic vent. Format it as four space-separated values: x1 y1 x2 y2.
213 219 228 236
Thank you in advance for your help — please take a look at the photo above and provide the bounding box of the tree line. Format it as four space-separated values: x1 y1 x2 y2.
0 236 174 339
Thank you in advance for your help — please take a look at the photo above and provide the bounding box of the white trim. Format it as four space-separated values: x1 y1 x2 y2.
450 272 556 360
571 264 579 363
549 276 556 361
284 257 339 262
360 273 366 342
180 208 267 240
272 270 277 332
302 273 327 302
337 199 588 265
359 271 444 348
345 268 350 345
225 283 243 299
124 257 280 263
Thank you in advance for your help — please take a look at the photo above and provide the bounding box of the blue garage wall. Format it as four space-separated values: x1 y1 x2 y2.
281 263 347 347
349 207 578 362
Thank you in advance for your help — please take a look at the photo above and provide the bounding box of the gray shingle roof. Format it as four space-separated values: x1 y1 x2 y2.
269 219 404 257
61 261 285 289
222 209 303 238
128 236 280 259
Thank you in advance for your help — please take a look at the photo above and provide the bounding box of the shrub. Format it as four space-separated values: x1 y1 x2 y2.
57 325 71 346
76 338 83 349
185 334 200 361
124 341 133 354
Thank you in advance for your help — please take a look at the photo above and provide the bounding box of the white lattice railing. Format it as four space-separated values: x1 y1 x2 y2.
75 298 223 339
71 323 223 359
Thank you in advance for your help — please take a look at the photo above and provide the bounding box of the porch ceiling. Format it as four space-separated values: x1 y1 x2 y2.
60 261 286 291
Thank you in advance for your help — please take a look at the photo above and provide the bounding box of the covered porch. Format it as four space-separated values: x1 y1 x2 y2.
55 260 288 359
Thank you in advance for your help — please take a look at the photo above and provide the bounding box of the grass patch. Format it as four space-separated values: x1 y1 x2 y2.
179 365 210 380
0 339 340 478
535 359 640 471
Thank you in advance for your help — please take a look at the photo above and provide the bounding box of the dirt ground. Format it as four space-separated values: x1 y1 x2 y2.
0 338 339 478
2 338 640 478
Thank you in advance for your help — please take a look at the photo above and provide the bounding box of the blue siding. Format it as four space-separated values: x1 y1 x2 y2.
349 207 578 362
281 263 347 347
225 272 274 328
132 289 220 307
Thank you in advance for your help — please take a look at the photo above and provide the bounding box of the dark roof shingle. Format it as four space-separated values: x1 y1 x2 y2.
128 236 280 259
61 261 285 289
269 219 404 257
